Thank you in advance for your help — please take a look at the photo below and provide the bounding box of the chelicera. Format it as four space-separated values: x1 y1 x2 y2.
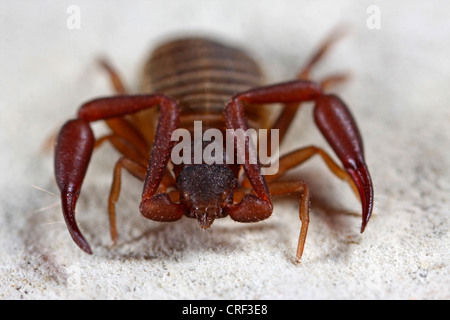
54 31 374 262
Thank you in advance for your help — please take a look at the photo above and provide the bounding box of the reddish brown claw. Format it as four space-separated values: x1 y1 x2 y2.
61 193 92 254
314 94 374 232
346 163 373 232
54 119 94 253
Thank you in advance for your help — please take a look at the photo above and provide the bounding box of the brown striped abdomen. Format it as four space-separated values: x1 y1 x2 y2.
140 37 274 131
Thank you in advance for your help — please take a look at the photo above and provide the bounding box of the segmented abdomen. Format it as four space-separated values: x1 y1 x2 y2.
141 37 273 130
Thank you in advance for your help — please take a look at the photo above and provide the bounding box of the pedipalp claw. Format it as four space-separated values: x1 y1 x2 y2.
346 163 374 233
61 193 92 254
314 94 374 232
54 119 94 253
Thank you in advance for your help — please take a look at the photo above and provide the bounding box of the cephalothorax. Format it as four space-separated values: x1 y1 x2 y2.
54 32 374 262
